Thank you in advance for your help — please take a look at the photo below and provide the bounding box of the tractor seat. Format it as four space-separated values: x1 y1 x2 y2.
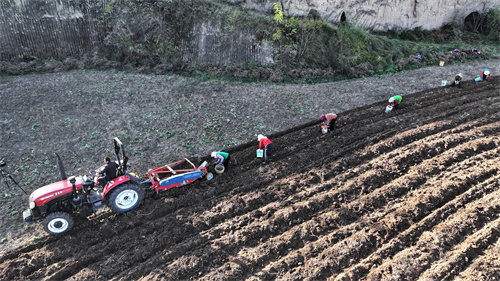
116 168 124 177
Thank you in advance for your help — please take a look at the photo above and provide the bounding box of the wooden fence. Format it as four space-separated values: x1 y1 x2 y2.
0 0 274 67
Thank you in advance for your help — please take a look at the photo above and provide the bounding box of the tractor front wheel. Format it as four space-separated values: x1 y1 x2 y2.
108 183 144 213
43 212 74 235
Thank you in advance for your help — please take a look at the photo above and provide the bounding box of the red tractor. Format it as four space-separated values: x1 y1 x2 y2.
23 138 144 235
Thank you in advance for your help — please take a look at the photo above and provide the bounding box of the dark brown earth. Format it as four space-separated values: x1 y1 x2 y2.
0 59 499 280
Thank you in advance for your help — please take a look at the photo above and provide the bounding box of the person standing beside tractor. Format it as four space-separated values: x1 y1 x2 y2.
320 113 338 132
388 95 402 111
98 157 118 187
258 135 274 165
211 151 230 172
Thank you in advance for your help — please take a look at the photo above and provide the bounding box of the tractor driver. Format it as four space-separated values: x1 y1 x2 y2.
98 157 118 187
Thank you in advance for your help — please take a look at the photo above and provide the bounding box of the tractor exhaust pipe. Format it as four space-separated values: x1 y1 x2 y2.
55 153 67 180
68 176 81 205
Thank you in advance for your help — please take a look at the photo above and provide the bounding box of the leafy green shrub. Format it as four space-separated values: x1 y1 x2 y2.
485 8 500 41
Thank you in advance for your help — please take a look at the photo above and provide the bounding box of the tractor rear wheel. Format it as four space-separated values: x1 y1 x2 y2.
43 212 74 235
108 182 144 213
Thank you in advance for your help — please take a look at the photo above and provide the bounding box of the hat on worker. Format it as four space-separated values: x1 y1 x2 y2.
211 151 217 158
257 134 265 140
389 97 395 103
484 70 490 75
320 114 326 121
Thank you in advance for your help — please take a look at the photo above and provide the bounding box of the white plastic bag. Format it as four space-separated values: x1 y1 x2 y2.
256 149 263 158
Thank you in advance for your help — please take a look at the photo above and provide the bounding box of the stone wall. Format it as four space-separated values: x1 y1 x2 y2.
226 0 498 31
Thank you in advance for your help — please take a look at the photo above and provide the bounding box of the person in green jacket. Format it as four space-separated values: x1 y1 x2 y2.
211 151 230 172
388 95 402 111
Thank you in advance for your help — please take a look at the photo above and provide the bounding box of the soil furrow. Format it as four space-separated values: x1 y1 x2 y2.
418 217 500 280
334 176 500 281
453 238 500 281
366 189 500 280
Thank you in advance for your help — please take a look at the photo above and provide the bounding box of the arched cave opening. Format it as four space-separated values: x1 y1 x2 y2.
464 11 486 33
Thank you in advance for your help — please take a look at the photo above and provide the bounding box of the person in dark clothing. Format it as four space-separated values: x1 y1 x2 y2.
98 157 118 187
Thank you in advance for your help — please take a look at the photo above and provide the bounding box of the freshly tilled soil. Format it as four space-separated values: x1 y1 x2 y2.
0 68 499 279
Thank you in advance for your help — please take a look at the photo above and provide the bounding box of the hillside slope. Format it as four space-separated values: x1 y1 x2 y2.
0 73 498 279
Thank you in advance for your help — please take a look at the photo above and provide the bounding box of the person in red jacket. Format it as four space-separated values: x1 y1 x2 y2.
480 69 491 81
258 134 274 165
320 113 338 132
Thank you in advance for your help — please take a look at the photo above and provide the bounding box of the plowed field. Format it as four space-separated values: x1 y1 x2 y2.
1 76 499 280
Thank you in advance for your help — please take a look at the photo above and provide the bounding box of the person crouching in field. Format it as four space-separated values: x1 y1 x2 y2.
211 151 230 172
258 135 273 165
480 69 491 81
452 73 463 88
388 95 402 110
320 113 338 132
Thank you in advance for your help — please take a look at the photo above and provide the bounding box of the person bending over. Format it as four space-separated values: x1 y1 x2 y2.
211 151 230 172
320 113 338 132
388 95 402 110
258 135 274 165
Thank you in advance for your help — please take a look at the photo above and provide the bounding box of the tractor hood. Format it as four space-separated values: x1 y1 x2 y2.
29 177 83 207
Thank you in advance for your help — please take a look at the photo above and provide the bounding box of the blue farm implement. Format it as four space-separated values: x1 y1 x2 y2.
142 158 211 192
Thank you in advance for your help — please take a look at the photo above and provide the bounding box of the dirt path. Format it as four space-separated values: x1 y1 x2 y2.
0 59 499 279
